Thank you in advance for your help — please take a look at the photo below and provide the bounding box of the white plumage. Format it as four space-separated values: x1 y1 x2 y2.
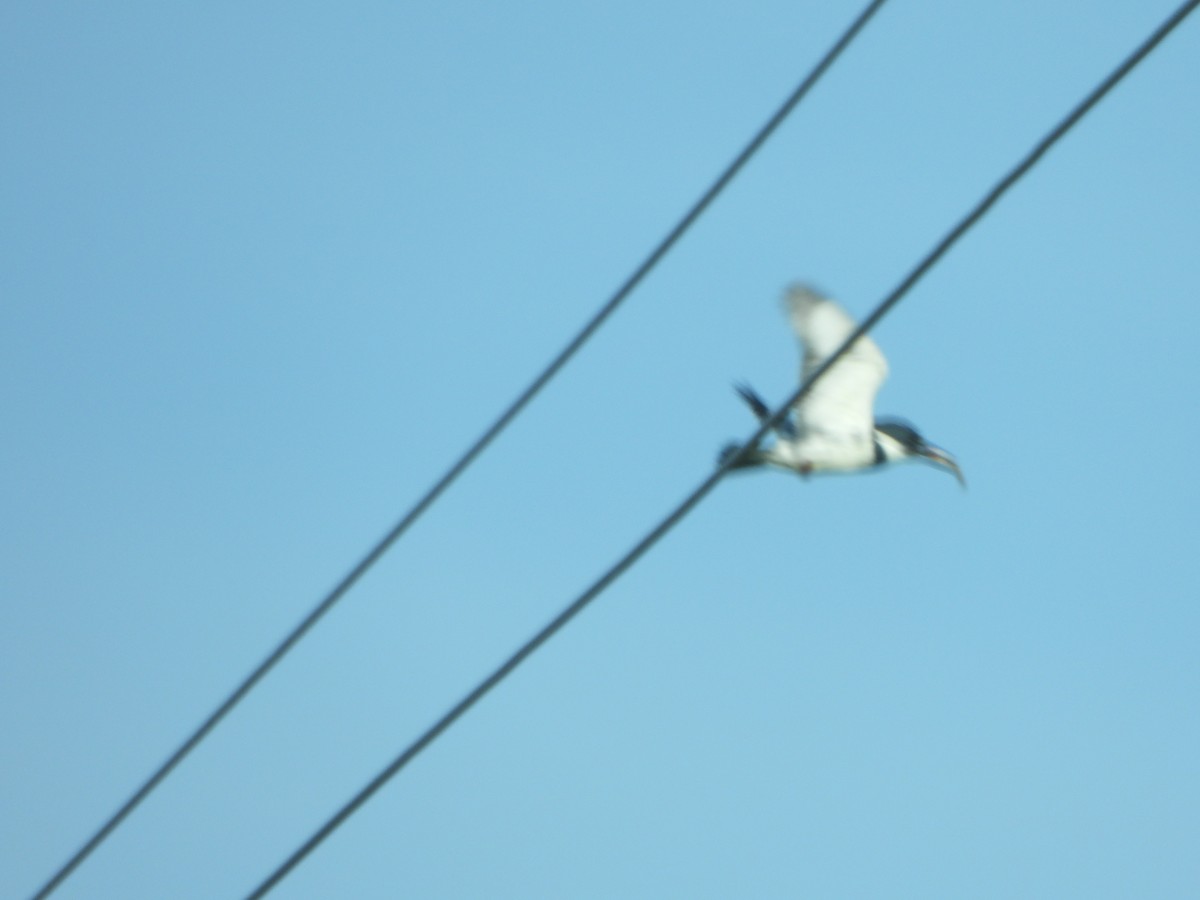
784 285 888 471
720 284 964 485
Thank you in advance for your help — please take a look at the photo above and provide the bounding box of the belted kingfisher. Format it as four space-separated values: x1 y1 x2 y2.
719 285 964 486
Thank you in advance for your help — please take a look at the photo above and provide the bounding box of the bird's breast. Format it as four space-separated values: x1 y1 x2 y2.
774 433 878 472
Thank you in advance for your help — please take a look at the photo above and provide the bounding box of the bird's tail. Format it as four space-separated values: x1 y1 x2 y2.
733 382 795 438
720 383 777 470
717 442 767 470
734 383 771 423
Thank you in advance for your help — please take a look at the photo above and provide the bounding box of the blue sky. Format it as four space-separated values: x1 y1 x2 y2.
4 2 1199 897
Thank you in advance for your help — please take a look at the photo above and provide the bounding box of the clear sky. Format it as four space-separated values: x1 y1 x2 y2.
4 2 1199 898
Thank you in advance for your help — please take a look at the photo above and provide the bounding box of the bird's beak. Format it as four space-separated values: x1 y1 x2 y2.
921 445 966 488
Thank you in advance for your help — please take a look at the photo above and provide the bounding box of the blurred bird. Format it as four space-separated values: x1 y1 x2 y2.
719 285 965 486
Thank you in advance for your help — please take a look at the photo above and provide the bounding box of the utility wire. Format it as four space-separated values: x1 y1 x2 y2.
28 4 889 899
242 2 1200 896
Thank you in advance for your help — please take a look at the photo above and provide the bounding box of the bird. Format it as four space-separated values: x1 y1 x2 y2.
719 284 965 486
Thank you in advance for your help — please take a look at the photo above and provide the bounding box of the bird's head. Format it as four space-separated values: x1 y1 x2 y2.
875 419 966 487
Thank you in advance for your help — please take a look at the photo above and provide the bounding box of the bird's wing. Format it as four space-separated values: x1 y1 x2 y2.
784 285 888 439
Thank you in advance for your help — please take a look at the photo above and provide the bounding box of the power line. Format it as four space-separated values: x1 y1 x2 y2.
28 4 889 899
242 1 1200 895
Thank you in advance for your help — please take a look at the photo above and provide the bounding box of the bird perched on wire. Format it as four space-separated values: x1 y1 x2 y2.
719 284 965 486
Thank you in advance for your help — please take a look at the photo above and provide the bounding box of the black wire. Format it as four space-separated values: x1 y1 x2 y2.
28 4 889 899
242 2 1200 896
